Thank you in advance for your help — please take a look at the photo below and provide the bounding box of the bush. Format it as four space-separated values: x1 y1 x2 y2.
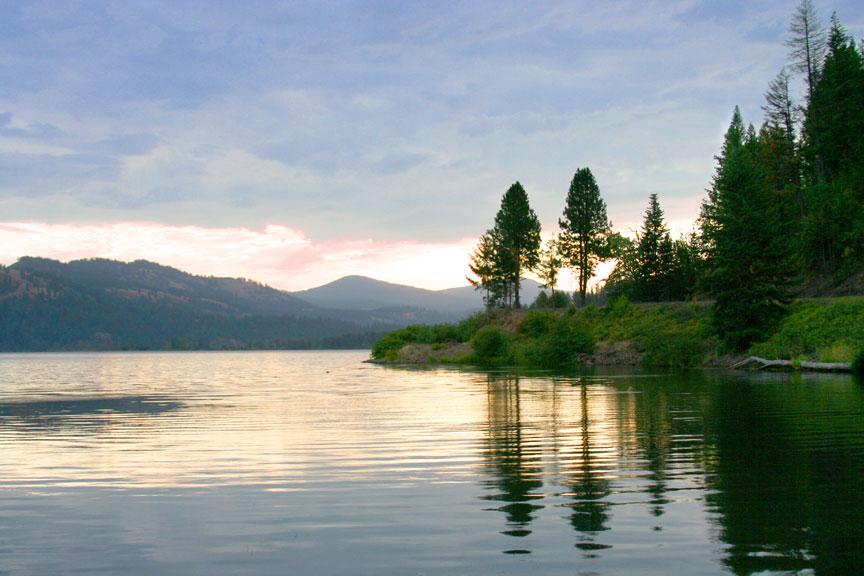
550 291 571 308
370 322 461 360
520 310 558 338
455 312 486 342
749 298 864 361
470 325 510 364
532 291 551 309
513 314 594 369
643 327 710 368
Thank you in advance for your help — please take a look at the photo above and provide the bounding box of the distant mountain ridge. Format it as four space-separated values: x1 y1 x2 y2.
295 274 543 311
0 257 507 351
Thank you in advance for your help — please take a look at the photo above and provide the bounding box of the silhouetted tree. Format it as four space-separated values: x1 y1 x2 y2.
700 109 792 350
494 182 542 308
786 0 827 102
636 194 674 301
559 168 611 306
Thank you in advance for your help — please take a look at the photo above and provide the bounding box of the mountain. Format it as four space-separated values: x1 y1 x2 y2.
12 256 319 317
0 257 548 352
294 275 544 311
0 258 458 351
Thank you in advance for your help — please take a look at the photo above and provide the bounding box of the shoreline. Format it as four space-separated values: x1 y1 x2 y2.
369 298 864 375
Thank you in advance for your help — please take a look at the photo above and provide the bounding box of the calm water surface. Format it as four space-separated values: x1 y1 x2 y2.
0 351 862 575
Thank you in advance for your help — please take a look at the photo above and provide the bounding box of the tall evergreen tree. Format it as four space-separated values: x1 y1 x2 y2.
786 0 827 102
559 168 611 306
700 109 792 350
757 72 804 272
636 194 674 301
801 15 864 272
763 68 797 141
468 228 512 308
494 182 542 308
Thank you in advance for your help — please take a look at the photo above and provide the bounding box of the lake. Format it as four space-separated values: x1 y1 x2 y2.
0 351 862 575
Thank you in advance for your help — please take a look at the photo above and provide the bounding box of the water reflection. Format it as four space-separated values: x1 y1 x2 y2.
482 375 544 552
566 383 613 555
477 370 864 573
706 376 864 575
0 353 861 575
0 395 182 431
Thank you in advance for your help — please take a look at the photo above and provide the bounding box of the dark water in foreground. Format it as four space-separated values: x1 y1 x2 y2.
0 351 862 575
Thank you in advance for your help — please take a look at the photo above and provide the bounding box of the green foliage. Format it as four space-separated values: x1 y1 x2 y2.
800 16 864 276
700 109 793 351
519 310 558 338
370 323 461 360
643 325 709 368
469 182 542 308
636 193 674 301
559 167 611 306
532 290 571 309
509 311 594 369
470 325 510 364
749 298 864 362
455 312 486 342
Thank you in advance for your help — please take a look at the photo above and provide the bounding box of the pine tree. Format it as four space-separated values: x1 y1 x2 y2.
559 168 611 306
805 16 864 182
700 108 792 350
468 228 511 308
801 15 864 272
636 194 673 301
493 182 542 308
763 68 797 140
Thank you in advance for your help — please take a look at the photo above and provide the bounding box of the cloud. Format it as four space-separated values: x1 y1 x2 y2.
2 0 860 249
0 221 479 291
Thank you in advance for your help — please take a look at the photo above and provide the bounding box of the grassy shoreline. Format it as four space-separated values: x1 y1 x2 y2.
370 297 864 372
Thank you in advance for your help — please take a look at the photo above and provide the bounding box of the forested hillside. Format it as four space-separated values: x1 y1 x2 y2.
0 258 455 351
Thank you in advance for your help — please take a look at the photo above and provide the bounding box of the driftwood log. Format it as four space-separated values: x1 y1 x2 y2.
730 356 851 372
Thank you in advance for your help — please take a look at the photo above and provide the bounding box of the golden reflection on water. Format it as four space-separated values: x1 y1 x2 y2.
1 352 863 574
0 352 492 489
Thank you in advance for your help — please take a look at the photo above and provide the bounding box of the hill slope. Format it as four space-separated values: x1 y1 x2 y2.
295 275 543 311
0 258 428 351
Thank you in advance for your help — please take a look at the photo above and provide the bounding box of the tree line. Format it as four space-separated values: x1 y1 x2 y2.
468 1 863 351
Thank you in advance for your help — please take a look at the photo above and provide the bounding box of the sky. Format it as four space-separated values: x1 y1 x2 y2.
1 0 861 291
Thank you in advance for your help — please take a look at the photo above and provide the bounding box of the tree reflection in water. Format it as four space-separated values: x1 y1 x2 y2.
481 375 544 553
567 383 612 555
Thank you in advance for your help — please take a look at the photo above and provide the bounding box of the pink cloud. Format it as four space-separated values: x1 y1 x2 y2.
0 221 479 291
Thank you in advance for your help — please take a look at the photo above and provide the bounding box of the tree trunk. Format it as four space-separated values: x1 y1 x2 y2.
513 262 521 308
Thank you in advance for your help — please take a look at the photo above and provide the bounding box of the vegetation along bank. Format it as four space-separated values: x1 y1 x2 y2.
371 298 864 373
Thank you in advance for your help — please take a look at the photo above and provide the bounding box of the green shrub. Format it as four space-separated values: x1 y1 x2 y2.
470 325 510 364
520 310 558 338
513 315 594 369
455 312 486 342
371 330 410 360
605 295 634 319
644 327 711 368
370 322 461 360
550 291 570 308
532 291 551 309
749 298 864 361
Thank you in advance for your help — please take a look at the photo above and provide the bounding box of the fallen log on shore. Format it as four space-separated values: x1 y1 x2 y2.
730 356 851 372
